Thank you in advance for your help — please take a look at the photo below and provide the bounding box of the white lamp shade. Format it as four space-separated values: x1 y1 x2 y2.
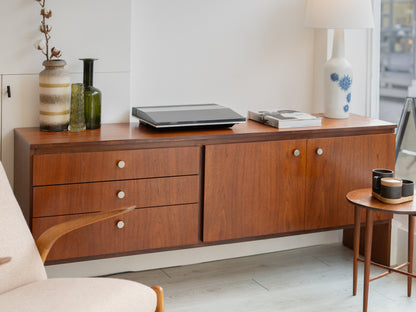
305 0 374 29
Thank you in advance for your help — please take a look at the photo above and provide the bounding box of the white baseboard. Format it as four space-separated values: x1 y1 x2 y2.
46 230 343 278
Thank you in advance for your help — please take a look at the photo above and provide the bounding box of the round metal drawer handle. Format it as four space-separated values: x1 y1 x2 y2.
293 149 300 157
116 220 125 229
117 160 126 169
117 191 125 199
316 148 323 156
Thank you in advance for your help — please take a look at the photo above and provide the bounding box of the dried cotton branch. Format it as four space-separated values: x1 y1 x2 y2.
35 0 61 61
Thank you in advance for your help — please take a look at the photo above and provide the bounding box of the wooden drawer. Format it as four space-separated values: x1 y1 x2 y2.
32 146 200 186
32 204 200 262
32 175 199 217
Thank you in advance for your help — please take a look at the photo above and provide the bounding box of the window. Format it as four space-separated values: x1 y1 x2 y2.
380 0 416 180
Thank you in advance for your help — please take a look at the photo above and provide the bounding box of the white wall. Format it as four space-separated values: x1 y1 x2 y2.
0 0 130 74
0 0 375 277
132 0 315 116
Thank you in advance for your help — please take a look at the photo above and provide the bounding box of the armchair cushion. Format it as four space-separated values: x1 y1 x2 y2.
0 165 46 294
0 277 157 312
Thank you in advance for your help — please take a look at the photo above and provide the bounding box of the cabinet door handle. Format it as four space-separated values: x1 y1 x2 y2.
293 149 300 157
117 191 125 199
117 160 126 168
316 148 323 156
116 220 125 229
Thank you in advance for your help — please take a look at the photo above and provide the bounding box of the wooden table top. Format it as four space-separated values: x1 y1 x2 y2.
14 114 395 147
347 188 416 215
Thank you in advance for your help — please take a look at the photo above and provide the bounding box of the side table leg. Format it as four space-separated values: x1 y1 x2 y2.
363 209 374 312
353 205 361 296
408 215 415 297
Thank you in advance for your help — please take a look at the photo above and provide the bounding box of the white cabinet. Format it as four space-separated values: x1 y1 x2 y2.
1 75 39 185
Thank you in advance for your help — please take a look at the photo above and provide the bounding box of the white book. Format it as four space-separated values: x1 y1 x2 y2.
248 110 321 128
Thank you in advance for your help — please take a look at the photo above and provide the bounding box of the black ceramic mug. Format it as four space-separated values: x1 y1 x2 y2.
372 169 394 194
380 178 402 199
402 179 414 197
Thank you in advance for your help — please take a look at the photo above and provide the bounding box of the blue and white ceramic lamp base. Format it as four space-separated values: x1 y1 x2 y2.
323 58 352 119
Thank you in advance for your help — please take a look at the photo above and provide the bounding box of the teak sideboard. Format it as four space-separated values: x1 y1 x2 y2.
14 114 396 264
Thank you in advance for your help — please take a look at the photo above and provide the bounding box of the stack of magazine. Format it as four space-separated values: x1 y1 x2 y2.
248 110 321 129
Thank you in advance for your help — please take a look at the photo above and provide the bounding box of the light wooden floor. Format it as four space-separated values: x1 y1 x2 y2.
110 244 416 311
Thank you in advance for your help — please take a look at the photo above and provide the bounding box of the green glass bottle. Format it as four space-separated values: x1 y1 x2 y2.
80 58 101 129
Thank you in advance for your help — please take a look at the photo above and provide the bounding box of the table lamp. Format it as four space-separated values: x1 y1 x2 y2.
305 0 374 118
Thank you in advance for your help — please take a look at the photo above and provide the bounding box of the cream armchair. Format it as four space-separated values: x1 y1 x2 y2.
0 162 164 312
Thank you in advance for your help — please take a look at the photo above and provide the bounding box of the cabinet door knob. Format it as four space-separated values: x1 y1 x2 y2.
117 191 125 199
117 160 126 168
316 148 323 156
116 220 125 229
293 149 300 157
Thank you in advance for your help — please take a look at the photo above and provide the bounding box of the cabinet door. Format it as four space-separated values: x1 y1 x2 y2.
305 134 395 230
203 140 306 242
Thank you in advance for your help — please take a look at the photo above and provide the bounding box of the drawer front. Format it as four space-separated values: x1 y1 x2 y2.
32 146 200 185
32 175 200 217
32 204 200 262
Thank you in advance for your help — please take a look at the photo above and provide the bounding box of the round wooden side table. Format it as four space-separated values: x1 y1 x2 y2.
347 188 416 312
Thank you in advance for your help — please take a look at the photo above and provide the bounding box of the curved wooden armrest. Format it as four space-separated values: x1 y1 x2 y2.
0 257 12 266
151 286 164 312
36 206 136 263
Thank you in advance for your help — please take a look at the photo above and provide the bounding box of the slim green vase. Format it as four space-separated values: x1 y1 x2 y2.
80 58 101 129
69 83 86 132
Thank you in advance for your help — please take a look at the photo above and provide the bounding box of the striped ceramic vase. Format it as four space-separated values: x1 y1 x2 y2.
39 60 71 131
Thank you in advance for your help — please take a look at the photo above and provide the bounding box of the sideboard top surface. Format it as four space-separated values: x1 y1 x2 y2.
15 114 396 152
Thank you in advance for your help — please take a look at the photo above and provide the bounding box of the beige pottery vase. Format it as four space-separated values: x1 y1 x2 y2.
39 59 70 131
